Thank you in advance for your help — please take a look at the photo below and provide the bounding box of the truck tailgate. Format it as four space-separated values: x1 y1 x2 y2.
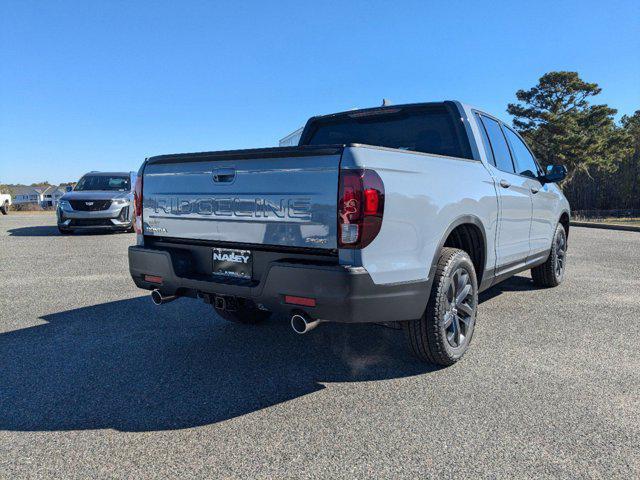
141 146 342 250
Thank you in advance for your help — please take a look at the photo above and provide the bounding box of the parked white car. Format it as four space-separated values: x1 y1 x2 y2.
0 193 11 215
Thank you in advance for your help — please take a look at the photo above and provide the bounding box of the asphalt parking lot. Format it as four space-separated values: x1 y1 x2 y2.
1 213 638 478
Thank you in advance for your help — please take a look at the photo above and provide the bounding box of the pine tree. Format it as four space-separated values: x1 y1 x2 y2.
507 71 631 184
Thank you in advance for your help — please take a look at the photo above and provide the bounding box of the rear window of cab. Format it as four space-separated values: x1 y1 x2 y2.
303 104 473 160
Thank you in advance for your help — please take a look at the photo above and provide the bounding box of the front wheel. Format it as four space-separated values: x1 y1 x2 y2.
0 202 8 215
404 247 478 366
531 223 567 288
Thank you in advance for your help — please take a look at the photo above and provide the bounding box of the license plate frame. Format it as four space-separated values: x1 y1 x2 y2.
212 248 253 279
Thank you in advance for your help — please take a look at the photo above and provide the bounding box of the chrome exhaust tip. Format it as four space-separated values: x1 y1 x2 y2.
151 289 177 306
290 312 320 335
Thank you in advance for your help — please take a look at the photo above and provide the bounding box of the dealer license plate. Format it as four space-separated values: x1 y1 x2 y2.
212 248 252 279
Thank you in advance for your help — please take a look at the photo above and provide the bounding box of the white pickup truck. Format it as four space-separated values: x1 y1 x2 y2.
0 193 11 215
128 101 570 365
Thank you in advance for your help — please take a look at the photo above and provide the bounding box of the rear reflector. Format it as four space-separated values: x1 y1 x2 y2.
284 295 317 307
144 275 163 284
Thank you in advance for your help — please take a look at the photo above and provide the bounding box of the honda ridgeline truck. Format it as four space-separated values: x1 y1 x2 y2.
128 101 570 365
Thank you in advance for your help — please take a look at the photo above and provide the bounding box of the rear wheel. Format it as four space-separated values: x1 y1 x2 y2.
404 247 478 366
531 223 567 288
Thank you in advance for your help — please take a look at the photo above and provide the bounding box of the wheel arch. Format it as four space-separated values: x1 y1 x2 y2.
428 215 488 287
559 210 570 240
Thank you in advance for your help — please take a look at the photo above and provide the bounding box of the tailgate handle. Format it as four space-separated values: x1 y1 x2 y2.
212 168 236 183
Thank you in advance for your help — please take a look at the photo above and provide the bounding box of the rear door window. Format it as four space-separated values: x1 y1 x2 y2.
478 115 516 173
502 126 540 178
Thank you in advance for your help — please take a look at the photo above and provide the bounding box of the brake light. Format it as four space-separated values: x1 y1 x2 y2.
338 169 384 248
133 175 143 234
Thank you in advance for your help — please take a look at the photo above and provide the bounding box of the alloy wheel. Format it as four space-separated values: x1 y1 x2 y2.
443 267 475 348
555 230 566 279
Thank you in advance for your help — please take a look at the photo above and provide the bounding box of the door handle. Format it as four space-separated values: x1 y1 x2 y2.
530 187 539 194
499 179 511 189
212 168 236 183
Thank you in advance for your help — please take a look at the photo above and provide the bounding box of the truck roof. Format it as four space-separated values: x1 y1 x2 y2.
307 100 465 121
81 171 134 177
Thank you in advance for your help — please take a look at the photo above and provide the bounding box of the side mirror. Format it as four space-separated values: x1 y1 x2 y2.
541 165 567 184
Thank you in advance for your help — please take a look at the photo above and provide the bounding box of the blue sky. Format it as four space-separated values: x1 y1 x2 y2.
1 0 638 184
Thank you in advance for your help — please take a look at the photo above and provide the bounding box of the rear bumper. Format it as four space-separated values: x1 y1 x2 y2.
129 246 428 324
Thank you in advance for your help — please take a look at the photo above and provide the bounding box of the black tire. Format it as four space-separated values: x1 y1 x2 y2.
214 299 271 324
0 202 8 215
58 226 72 235
531 223 567 288
403 247 478 366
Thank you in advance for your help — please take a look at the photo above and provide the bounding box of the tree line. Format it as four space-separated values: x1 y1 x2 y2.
507 71 639 213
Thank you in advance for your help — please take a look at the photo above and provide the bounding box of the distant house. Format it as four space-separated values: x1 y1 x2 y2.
12 185 71 207
41 185 67 207
12 186 46 205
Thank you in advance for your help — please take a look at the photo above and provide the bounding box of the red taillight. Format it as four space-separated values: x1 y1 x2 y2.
338 169 384 249
144 274 163 284
364 188 379 214
133 175 143 234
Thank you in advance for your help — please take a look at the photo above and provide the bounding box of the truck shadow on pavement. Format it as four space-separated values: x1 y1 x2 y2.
0 275 540 433
0 296 437 433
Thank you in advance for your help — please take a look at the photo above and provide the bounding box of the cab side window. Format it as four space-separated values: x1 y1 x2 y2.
478 115 515 173
502 126 540 178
